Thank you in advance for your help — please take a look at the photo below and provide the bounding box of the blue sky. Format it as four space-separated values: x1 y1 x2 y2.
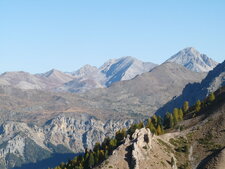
0 0 225 73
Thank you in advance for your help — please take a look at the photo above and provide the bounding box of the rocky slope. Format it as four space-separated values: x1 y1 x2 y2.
96 128 177 169
0 62 205 124
0 71 48 90
156 60 225 116
165 47 218 72
196 147 225 169
0 115 134 169
39 69 74 85
94 86 225 169
81 62 206 117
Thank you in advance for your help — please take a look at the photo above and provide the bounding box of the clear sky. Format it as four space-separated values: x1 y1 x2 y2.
0 0 225 73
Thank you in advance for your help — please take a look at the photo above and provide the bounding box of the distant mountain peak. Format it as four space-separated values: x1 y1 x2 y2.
166 47 218 72
72 64 98 77
99 56 157 86
43 69 62 77
41 69 74 84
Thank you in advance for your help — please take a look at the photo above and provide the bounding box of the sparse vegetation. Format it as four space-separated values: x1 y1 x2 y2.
52 89 221 169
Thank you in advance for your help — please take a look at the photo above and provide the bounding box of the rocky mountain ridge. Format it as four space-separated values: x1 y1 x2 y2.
0 47 217 93
165 47 218 72
0 56 157 93
157 60 225 116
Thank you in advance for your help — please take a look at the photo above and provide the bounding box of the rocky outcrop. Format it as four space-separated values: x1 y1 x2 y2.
132 128 153 169
0 115 134 169
97 128 177 169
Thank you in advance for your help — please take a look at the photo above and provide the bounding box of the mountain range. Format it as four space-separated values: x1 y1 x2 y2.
0 47 222 169
0 47 217 93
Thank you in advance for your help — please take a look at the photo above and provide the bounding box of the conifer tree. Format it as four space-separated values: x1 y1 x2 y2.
94 151 99 165
157 115 163 126
109 139 117 153
169 114 174 128
104 150 109 159
195 100 201 112
164 112 171 129
208 92 215 102
183 101 189 113
137 121 144 129
178 109 183 121
93 142 100 152
152 115 158 127
156 125 162 135
148 121 156 134
173 108 179 124
88 152 95 168
115 128 126 144
99 150 105 162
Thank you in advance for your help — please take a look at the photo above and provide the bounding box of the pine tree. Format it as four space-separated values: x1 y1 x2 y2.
137 121 144 129
148 121 156 134
88 152 95 168
152 115 158 127
99 150 105 162
104 150 109 159
178 109 183 121
146 118 152 128
94 151 99 165
156 125 162 135
93 142 100 152
195 100 201 112
169 114 174 128
164 112 171 129
208 92 215 102
109 139 117 153
173 108 179 124
183 101 189 113
157 116 163 126
115 128 126 144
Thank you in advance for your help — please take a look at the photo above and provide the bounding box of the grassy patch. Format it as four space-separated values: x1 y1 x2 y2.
157 139 173 153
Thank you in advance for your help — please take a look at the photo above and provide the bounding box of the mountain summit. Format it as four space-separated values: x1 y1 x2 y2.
99 56 157 86
165 47 218 72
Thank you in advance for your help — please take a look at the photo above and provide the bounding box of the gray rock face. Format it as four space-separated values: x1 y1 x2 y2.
0 115 134 169
166 47 218 72
99 56 157 87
